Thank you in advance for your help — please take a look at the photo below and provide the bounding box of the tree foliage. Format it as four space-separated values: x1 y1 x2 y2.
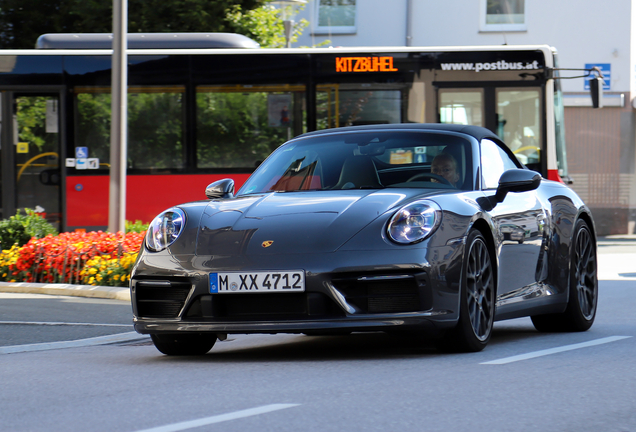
226 4 308 48
0 0 266 49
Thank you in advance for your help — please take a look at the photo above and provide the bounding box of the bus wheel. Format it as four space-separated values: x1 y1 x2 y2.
531 219 598 332
150 333 217 356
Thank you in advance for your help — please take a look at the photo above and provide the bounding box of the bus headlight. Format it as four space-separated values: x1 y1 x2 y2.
146 207 186 252
387 200 442 244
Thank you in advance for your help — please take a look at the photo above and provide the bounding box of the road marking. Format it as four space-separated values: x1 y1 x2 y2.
481 336 632 365
133 404 300 432
0 320 131 327
0 331 147 354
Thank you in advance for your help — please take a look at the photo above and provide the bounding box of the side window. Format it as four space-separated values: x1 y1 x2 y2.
75 86 185 170
196 85 306 169
480 0 526 32
481 139 519 189
314 0 357 35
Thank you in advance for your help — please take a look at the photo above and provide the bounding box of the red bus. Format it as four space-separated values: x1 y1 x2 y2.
1 34 578 231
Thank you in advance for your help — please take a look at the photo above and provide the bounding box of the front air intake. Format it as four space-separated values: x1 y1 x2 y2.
134 279 192 318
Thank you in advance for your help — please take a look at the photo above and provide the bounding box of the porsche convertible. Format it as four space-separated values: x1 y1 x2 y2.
131 124 598 355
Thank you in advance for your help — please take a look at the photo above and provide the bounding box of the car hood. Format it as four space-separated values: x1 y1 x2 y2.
195 190 433 255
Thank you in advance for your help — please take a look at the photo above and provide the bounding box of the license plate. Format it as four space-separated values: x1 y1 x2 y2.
209 271 305 293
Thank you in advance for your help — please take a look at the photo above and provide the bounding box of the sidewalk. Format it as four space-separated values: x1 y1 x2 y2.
597 235 636 281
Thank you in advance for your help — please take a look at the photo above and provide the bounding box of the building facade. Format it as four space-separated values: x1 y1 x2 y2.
294 0 636 235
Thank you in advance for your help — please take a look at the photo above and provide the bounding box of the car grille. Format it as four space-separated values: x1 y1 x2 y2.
332 273 427 313
134 279 193 318
219 293 307 317
209 292 343 320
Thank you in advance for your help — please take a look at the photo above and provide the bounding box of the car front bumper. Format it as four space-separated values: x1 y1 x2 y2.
131 247 464 336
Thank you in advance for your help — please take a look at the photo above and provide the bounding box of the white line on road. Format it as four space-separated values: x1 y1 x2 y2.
0 331 147 354
0 320 131 327
132 404 300 432
481 335 632 365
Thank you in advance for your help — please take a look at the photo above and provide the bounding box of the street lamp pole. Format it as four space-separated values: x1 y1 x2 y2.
269 0 306 48
108 0 128 233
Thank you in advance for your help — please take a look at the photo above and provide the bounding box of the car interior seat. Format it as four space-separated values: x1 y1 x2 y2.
333 156 383 189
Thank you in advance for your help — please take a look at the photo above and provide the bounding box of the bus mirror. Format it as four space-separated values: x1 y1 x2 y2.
590 76 604 108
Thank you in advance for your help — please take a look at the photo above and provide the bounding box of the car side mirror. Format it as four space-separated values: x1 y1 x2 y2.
205 178 235 199
495 169 542 202
478 169 542 211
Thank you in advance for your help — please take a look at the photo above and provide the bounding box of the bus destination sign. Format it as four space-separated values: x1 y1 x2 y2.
336 56 398 73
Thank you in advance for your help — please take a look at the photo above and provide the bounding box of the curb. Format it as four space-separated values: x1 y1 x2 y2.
0 281 130 301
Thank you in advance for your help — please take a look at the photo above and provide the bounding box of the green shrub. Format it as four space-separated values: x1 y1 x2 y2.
0 219 30 250
0 209 58 249
125 219 149 233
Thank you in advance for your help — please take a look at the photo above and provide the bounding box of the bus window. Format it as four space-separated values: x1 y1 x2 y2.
496 88 541 170
439 90 484 126
196 85 306 169
316 84 403 129
74 86 186 170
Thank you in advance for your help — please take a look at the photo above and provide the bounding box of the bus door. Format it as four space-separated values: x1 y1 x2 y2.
438 86 543 173
8 93 62 230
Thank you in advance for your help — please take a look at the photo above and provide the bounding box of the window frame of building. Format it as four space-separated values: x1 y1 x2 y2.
312 0 358 35
479 0 527 32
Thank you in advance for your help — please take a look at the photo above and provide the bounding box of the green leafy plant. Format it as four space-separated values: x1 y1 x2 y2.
126 220 149 233
0 219 30 250
0 209 58 249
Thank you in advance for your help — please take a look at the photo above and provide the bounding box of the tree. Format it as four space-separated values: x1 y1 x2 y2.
0 0 266 49
225 3 308 48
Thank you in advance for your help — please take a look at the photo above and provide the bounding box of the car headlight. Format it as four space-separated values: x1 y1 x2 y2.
387 200 442 244
146 207 186 252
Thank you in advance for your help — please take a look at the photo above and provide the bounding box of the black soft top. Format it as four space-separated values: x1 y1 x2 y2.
297 123 501 142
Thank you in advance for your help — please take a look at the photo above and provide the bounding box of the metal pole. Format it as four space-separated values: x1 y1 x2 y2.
283 20 294 48
405 0 413 46
108 0 128 233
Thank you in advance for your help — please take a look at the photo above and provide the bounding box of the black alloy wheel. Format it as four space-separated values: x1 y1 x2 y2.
531 219 598 332
441 229 495 352
150 333 217 356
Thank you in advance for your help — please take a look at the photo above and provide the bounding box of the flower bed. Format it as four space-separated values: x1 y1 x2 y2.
0 231 144 287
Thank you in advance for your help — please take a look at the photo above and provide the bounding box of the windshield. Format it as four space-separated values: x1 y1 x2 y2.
237 131 473 195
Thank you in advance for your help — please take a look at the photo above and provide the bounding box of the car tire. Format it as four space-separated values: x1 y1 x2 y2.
440 229 495 352
531 219 598 332
150 333 217 356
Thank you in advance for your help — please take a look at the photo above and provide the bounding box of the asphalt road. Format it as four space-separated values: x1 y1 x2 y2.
0 236 634 432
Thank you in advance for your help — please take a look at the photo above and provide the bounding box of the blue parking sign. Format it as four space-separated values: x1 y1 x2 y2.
584 63 610 91
75 147 88 159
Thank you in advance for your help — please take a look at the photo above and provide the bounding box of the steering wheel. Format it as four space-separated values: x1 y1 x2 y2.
407 172 453 186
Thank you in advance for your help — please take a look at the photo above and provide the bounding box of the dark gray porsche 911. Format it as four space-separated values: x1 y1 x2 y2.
131 124 598 355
